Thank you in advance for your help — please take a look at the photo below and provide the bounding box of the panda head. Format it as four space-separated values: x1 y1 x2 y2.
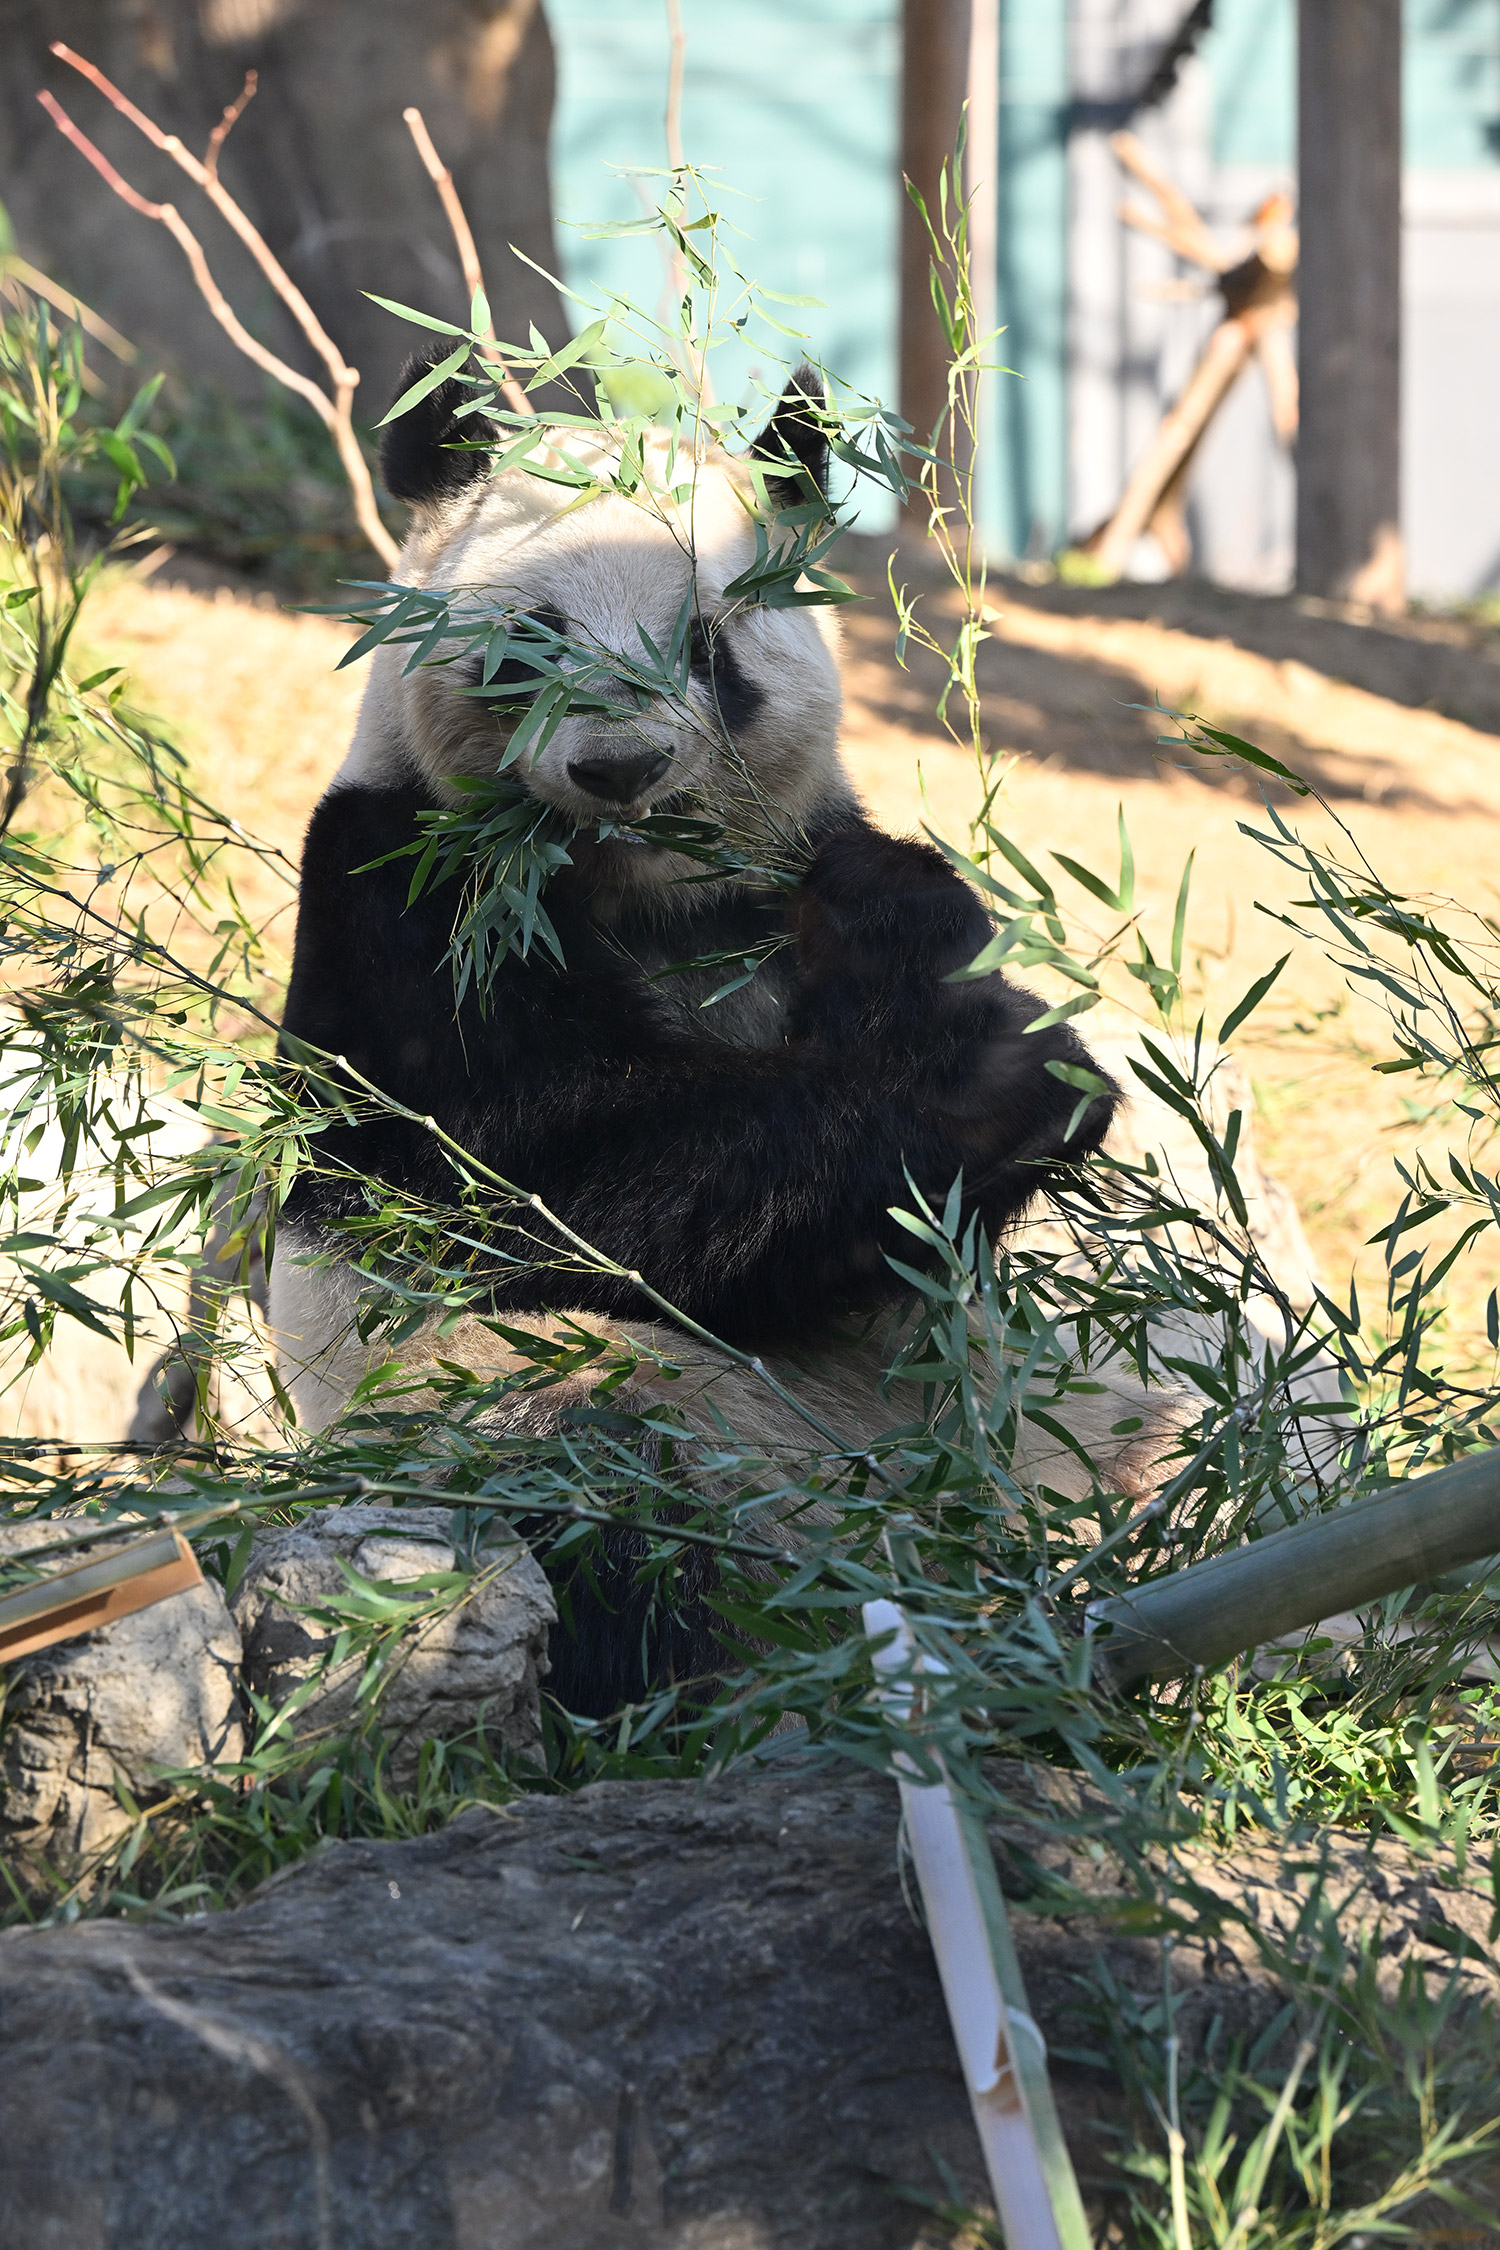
358 354 854 902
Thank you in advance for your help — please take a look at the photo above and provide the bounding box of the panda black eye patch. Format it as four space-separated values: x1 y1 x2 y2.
461 605 567 703
687 614 765 737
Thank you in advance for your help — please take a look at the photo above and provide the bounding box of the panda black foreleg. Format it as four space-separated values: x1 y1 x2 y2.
467 825 1116 1345
789 822 1119 1206
536 1514 725 1724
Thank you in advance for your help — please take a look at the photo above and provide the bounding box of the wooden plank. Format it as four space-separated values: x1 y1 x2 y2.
0 1530 202 1664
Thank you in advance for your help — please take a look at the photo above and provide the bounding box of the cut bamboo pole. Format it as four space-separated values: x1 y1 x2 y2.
0 1530 202 1664
1091 1443 1500 1691
1087 320 1254 580
864 1598 1095 2250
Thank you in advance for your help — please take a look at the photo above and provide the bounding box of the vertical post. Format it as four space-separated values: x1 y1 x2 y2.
997 0 1071 561
1296 0 1404 614
964 0 1000 539
900 0 972 502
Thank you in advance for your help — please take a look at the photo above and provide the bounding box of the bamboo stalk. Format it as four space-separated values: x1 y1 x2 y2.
1091 1443 1500 1690
865 1599 1095 2250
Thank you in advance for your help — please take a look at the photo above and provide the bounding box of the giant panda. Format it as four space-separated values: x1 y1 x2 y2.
270 357 1144 1714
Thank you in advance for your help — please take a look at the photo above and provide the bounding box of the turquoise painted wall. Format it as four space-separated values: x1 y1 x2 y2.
1406 0 1500 166
1200 0 1295 167
545 1 1500 554
1200 0 1500 171
545 0 901 522
546 0 1067 554
993 0 1070 559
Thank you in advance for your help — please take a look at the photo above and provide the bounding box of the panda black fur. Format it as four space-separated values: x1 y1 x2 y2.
273 355 1120 1714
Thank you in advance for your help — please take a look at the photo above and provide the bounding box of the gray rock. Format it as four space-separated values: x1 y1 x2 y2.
230 1504 554 1776
0 1762 1492 2248
0 1530 243 1871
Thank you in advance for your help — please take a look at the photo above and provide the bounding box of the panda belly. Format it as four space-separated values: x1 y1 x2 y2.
269 1209 1194 1510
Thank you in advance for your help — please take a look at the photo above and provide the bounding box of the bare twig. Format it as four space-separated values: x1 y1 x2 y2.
51 47 351 389
40 47 400 571
36 92 326 412
401 107 531 418
659 0 710 405
204 70 258 184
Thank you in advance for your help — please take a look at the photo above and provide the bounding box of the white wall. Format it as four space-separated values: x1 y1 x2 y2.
1403 173 1500 600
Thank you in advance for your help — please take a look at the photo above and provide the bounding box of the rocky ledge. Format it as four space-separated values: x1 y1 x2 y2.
1 1761 1495 2250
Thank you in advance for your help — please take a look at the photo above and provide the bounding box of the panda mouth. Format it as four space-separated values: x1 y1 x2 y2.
594 788 695 852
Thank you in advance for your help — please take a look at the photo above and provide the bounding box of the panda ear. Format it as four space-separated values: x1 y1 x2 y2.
378 346 498 506
751 362 829 510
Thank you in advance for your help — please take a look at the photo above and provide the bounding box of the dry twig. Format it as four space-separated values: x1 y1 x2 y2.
204 70 258 185
659 0 710 405
38 44 400 570
400 108 531 419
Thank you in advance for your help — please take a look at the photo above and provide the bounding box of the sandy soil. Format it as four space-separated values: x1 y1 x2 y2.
79 551 1500 1356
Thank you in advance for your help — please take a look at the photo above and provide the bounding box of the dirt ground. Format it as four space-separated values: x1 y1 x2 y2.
80 545 1500 1357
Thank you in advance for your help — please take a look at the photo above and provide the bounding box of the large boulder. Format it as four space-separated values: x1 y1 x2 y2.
0 1762 1492 2246
229 1503 555 1776
0 1527 243 1872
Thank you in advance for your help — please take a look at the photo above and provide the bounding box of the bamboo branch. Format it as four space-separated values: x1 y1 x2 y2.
401 107 531 418
39 50 400 571
0 256 136 361
1091 1442 1500 1690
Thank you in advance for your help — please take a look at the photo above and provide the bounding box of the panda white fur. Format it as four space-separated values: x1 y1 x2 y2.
271 357 1170 1711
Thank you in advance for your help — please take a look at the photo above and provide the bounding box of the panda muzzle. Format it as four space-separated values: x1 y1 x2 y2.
565 746 672 805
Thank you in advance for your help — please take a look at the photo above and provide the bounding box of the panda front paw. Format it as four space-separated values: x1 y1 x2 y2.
795 825 992 982
936 1010 1119 1175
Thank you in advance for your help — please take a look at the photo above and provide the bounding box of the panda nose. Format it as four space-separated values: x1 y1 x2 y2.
565 748 671 804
